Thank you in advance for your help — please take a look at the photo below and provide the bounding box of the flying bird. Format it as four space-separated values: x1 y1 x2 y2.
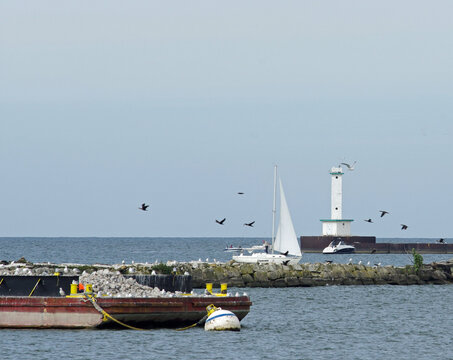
244 221 255 227
364 219 373 223
379 210 389 217
400 224 408 230
139 203 149 211
215 218 226 225
340 161 356 171
237 192 244 195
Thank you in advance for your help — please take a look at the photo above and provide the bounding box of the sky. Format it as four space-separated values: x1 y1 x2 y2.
1 1 453 238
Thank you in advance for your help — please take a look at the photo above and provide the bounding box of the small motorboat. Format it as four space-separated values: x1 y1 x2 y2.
224 245 243 252
322 239 355 254
224 244 266 252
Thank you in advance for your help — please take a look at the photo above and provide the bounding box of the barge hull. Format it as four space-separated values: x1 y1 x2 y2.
0 296 252 329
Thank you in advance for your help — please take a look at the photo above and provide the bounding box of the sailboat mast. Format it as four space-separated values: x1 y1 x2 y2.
271 165 277 253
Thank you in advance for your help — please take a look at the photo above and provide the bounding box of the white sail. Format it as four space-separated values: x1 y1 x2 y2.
273 179 302 257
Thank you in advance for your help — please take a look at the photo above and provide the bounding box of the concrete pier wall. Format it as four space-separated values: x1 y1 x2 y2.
300 236 453 253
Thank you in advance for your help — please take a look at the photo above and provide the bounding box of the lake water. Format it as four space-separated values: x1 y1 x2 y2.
1 237 452 359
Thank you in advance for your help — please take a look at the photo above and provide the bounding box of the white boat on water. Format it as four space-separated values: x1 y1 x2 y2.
232 166 303 265
224 244 265 252
322 239 355 254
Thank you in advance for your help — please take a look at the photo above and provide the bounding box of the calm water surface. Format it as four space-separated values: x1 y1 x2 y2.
0 237 451 266
1 238 452 359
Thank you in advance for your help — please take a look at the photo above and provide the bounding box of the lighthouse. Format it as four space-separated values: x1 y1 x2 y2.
320 166 353 236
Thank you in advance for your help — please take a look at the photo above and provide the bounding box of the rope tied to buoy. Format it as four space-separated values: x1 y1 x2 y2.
84 294 208 331
85 294 146 331
175 304 217 331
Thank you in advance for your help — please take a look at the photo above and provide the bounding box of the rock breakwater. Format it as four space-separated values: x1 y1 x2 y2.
177 260 453 287
1 258 453 288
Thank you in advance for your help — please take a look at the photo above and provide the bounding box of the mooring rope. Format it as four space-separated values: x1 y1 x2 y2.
85 294 146 331
84 293 208 331
28 278 41 297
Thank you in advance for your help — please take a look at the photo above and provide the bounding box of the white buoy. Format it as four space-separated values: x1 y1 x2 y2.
204 307 240 331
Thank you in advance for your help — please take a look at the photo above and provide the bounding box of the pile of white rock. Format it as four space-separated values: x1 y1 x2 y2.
80 269 183 298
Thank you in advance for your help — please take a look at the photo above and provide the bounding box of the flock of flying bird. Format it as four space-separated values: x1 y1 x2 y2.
215 192 255 228
341 162 411 232
137 162 446 244
138 195 255 228
363 210 408 231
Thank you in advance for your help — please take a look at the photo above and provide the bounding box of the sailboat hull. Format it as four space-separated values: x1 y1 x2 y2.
232 253 302 265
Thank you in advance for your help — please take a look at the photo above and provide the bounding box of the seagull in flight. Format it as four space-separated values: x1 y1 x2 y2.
237 192 244 195
401 224 408 230
216 218 226 225
244 221 255 227
341 161 356 171
364 219 373 223
379 210 389 217
139 203 149 211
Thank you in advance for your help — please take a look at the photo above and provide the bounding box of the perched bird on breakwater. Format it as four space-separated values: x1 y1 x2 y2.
216 218 226 225
401 224 408 230
139 203 149 211
244 221 255 227
379 210 389 217
438 238 446 244
364 219 373 223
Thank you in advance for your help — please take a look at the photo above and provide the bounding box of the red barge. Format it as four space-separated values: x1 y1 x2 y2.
0 295 252 329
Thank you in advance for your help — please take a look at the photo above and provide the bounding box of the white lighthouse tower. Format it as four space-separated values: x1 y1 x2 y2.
320 166 353 236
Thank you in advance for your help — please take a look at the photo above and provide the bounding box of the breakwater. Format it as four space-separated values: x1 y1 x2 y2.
178 260 453 287
1 258 453 288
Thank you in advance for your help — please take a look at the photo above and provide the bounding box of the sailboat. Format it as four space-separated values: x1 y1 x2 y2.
232 166 303 265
